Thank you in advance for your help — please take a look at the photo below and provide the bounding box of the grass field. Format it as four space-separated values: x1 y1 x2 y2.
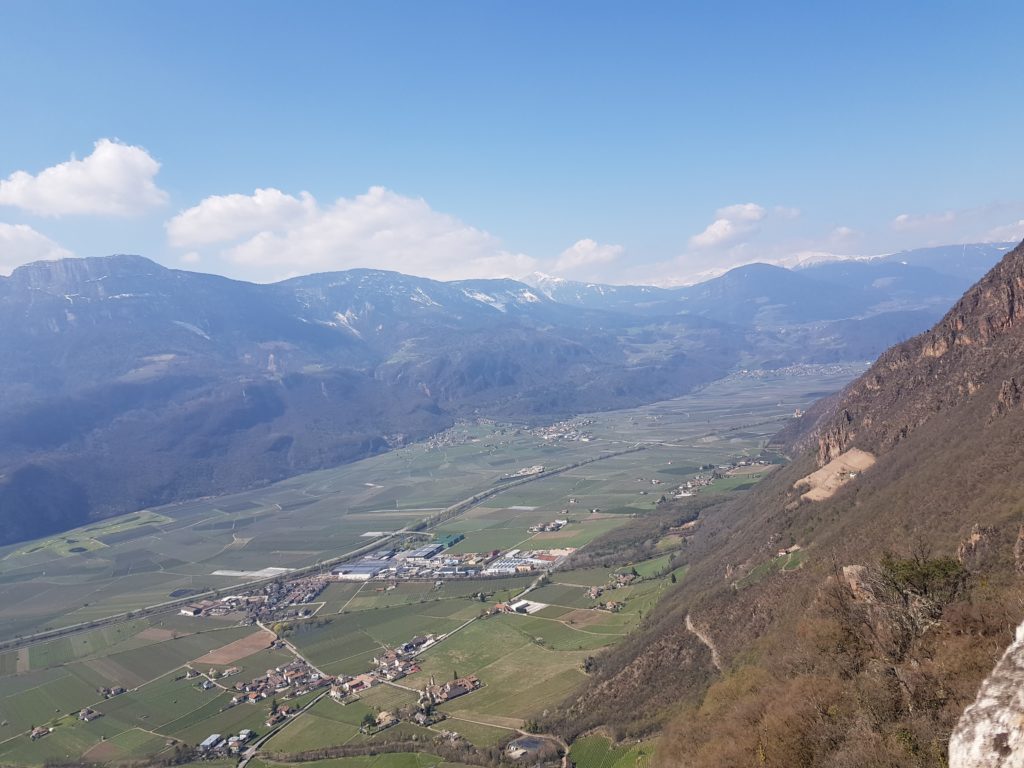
289 601 474 676
735 549 808 589
570 735 654 768
440 717 512 746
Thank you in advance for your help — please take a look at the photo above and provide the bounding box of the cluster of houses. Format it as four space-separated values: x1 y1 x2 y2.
99 685 126 698
78 707 102 722
179 574 332 622
371 635 433 679
198 729 254 756
237 574 332 623
228 659 330 706
527 416 596 443
528 519 569 533
328 634 437 704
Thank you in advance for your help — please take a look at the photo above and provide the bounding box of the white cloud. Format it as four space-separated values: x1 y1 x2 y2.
774 206 802 220
689 203 766 249
170 186 536 282
0 223 73 275
891 210 956 231
0 139 168 217
830 225 858 243
986 219 1024 243
167 188 317 247
552 239 624 277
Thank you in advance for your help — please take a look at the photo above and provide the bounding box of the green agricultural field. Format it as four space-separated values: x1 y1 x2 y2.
570 735 654 768
265 697 362 753
735 549 808 589
0 368 856 766
342 581 438 611
27 619 152 669
357 721 438 744
356 683 419 711
624 554 674 579
401 617 590 722
267 709 360 753
0 669 102 735
0 651 17 676
441 717 513 746
289 602 471 675
502 615 621 651
441 529 534 555
527 583 595 610
206 646 294 678
0 368 850 643
550 566 616 587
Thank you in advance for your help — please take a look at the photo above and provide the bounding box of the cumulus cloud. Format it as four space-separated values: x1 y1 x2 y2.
168 186 536 282
689 203 766 249
167 188 317 247
0 139 167 217
552 239 624 277
0 223 72 274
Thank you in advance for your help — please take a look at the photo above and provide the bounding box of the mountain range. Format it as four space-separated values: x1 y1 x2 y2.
544 239 1024 766
0 242 1011 546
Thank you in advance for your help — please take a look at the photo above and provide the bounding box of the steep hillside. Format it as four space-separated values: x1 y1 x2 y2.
545 240 1024 767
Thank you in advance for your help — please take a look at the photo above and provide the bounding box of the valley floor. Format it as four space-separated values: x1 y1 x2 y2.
0 365 859 766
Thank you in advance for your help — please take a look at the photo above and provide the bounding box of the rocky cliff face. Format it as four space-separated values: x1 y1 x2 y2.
803 240 1024 466
950 619 1024 768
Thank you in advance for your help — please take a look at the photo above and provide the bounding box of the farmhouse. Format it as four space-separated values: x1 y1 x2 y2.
78 707 102 722
419 674 481 704
343 673 377 693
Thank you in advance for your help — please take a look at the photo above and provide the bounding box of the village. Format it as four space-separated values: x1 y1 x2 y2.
182 626 484 759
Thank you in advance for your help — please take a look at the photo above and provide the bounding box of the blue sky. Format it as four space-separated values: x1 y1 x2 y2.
1 1 1022 284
